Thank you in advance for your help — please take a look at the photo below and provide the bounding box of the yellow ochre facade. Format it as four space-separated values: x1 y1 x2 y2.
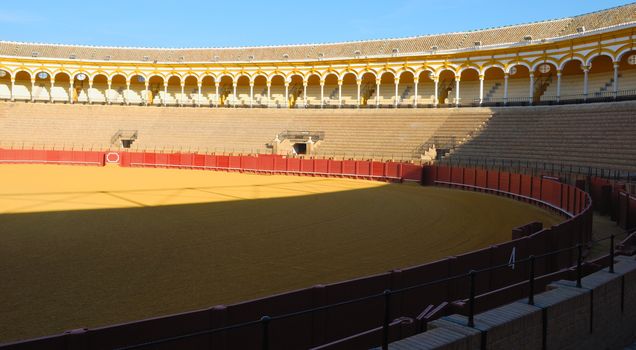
1 3 636 108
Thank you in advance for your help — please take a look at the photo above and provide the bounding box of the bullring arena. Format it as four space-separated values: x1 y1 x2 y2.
1 3 636 350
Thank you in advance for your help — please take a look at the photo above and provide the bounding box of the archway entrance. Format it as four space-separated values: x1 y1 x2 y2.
437 70 455 106
482 67 505 105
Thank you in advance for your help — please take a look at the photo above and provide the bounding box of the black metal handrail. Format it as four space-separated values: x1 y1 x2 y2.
439 157 635 183
108 178 596 350
115 232 616 350
2 89 636 109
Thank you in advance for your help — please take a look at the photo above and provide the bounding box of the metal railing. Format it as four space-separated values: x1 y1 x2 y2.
114 233 618 350
3 89 636 109
439 157 636 184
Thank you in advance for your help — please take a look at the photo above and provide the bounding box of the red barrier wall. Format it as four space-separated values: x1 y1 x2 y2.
0 149 105 166
0 149 424 183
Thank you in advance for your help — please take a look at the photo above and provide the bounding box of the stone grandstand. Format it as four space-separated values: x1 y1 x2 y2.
1 100 635 172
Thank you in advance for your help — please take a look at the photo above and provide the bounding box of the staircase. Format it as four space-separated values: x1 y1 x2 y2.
111 129 138 148
594 74 619 96
485 83 501 101
329 87 338 99
401 86 412 100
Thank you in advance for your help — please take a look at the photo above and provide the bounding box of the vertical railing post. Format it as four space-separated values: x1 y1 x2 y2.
528 255 536 305
382 290 392 350
576 244 583 288
468 270 476 327
261 316 271 350
610 234 615 273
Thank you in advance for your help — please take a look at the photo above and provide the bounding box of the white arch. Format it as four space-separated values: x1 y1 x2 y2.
531 59 559 72
415 68 435 79
287 72 305 84
359 70 378 80
89 71 110 81
378 70 397 80
321 71 339 81
616 47 636 62
126 72 147 82
108 72 127 81
481 64 505 76
398 69 416 80
0 67 12 78
304 72 322 82
164 74 183 83
267 72 286 83
200 74 217 83
146 74 166 82
457 65 480 75
12 69 33 78
339 71 358 81
32 68 55 77
558 57 585 71
182 74 200 84
505 62 531 74
216 74 234 84
250 73 268 83
585 52 615 67
436 67 458 78
359 69 378 79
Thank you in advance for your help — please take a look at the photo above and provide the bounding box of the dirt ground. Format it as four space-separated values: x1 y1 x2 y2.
0 165 561 343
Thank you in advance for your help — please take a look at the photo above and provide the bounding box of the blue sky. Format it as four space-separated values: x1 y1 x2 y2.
0 0 633 48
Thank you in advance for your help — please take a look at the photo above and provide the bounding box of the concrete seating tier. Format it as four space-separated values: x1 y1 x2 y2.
0 102 492 160
447 101 636 171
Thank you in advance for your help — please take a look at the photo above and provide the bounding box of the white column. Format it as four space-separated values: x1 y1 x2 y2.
144 82 149 106
338 80 342 107
125 81 130 105
181 84 185 106
583 67 589 100
31 80 35 102
70 81 75 104
50 80 55 103
197 84 202 107
356 79 361 107
88 80 94 104
106 80 111 104
284 82 289 108
303 83 308 108
529 74 534 104
267 83 272 108
394 79 399 108
479 75 485 105
249 83 254 108
613 63 620 98
455 78 460 107
556 71 562 103
376 79 381 108
10 78 14 101
232 83 237 107
320 82 324 108
214 84 219 107
433 78 439 107
503 74 509 105
413 78 419 108
163 83 168 106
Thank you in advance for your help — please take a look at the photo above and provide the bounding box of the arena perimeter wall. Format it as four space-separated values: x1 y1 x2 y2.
0 149 602 350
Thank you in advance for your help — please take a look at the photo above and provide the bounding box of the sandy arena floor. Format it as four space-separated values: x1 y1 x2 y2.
0 164 561 343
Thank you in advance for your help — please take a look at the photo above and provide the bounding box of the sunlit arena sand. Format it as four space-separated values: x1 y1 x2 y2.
0 164 561 342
